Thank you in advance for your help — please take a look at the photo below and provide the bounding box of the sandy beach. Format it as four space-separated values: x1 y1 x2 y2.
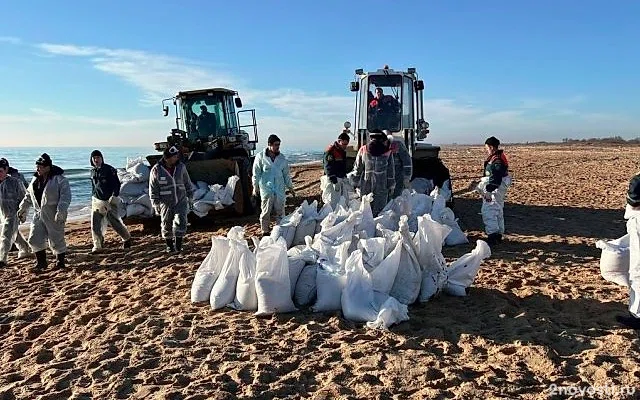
1 144 639 399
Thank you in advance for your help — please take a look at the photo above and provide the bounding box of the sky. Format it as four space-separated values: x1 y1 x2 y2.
1 0 639 149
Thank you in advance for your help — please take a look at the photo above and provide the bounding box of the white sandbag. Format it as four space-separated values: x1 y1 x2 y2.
409 192 433 217
196 181 209 190
315 210 362 246
444 240 491 296
254 236 298 315
210 238 249 310
341 251 379 322
294 263 318 307
126 203 147 217
369 240 402 295
288 236 320 264
293 200 318 246
374 209 400 232
288 255 307 295
440 207 469 246
415 215 451 302
220 175 240 206
128 162 151 182
271 211 303 249
595 234 631 287
192 200 216 217
120 181 148 197
366 296 410 330
228 250 258 311
190 236 231 303
133 193 153 210
410 178 434 195
193 188 208 201
358 238 387 267
315 203 333 234
430 189 447 224
389 216 422 305
312 261 347 312
355 193 376 238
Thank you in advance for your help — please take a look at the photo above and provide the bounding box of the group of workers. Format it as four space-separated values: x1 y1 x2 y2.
1 131 638 332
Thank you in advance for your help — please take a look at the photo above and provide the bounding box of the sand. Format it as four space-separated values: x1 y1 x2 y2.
1 144 639 399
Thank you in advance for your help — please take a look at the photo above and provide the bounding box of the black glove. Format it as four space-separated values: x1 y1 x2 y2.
329 176 338 184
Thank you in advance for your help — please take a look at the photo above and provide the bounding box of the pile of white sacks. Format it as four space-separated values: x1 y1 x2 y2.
190 185 492 330
116 157 239 218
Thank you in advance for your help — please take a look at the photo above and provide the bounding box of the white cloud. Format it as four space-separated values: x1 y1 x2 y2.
0 39 637 147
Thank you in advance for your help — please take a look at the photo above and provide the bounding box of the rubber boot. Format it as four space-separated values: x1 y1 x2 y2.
165 238 175 253
55 252 66 269
122 238 132 250
175 237 183 253
33 250 47 272
617 313 640 330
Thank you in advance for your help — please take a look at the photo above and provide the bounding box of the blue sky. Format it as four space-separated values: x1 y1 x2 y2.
1 0 638 148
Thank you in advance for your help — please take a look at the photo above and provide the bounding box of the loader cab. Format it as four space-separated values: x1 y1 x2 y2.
346 66 436 159
159 88 258 156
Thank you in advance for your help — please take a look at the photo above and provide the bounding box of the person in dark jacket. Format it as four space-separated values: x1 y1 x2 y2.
1 158 31 259
323 132 350 184
90 150 132 253
476 136 511 246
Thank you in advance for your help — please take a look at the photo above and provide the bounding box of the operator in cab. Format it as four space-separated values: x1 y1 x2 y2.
196 105 218 137
321 131 351 209
348 131 395 216
368 87 401 131
252 134 295 236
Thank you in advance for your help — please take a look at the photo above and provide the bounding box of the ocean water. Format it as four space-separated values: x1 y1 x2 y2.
3 146 323 219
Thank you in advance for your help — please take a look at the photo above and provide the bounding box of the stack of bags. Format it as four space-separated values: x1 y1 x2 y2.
116 157 240 218
190 185 491 330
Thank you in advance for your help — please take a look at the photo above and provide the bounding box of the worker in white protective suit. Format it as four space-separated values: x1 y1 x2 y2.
348 131 395 216
252 134 295 236
476 136 511 247
386 132 413 199
89 150 132 253
618 174 640 330
149 146 194 253
2 158 31 259
321 131 352 209
18 153 72 271
0 158 27 267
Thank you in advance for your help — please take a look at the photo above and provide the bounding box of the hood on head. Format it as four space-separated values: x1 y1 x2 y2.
90 149 104 167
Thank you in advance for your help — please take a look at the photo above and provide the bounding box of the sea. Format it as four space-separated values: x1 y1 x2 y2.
3 147 324 222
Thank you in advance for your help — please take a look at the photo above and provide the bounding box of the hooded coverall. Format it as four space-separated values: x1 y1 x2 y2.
149 159 194 240
479 149 510 236
252 148 293 233
18 166 72 255
0 175 26 264
8 167 30 258
90 153 131 250
388 136 413 198
348 140 396 217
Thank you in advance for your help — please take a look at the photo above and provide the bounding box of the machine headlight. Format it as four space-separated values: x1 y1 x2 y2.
344 121 351 129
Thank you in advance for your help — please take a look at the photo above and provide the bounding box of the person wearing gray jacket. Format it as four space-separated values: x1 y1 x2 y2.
1 158 31 259
386 132 413 198
149 146 194 253
18 153 72 271
0 158 27 267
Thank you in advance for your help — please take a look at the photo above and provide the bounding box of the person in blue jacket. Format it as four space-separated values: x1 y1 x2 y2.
252 134 295 236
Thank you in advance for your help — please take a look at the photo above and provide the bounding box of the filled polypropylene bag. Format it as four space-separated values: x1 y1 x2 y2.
389 216 422 305
190 236 232 303
374 209 400 232
228 250 258 311
355 193 376 238
410 178 434 195
254 236 298 315
444 240 491 296
210 238 249 310
414 215 451 303
271 211 303 249
315 210 362 246
312 261 347 312
369 240 402 295
440 207 469 246
294 263 318 307
595 234 631 287
293 200 319 246
341 251 379 322
315 203 333 235
366 296 410 330
288 255 307 295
